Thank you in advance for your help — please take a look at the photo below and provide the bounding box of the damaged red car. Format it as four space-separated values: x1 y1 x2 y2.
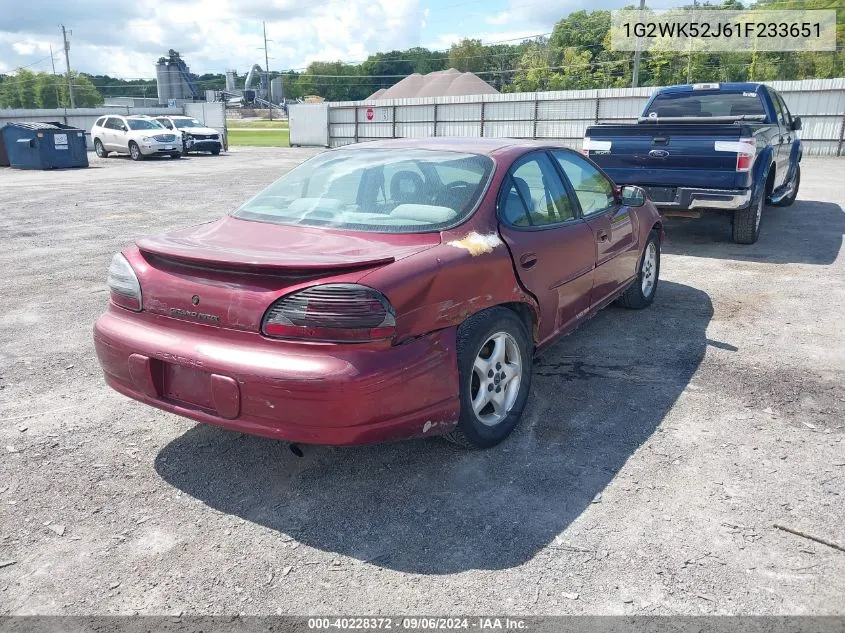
94 138 663 449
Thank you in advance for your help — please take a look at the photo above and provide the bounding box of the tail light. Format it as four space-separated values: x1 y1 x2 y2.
107 253 142 311
262 284 396 343
582 137 612 156
715 138 756 172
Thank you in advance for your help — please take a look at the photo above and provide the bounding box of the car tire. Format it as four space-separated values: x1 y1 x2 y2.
170 152 181 159
443 307 533 449
211 148 221 155
617 229 661 309
129 142 143 161
772 164 800 207
733 188 765 244
94 139 107 158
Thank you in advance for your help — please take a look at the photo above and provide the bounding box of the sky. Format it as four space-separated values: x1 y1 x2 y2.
0 0 684 79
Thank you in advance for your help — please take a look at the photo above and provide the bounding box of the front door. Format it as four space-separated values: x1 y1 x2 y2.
551 150 637 308
497 151 596 345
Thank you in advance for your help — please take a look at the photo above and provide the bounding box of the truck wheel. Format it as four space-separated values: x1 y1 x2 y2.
732 190 765 244
617 229 660 309
773 165 800 207
443 307 533 450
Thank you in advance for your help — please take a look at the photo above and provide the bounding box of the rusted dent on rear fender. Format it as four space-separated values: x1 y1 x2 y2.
445 232 503 256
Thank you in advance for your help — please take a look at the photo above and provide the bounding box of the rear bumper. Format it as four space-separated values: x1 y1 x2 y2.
93 308 460 445
647 186 752 211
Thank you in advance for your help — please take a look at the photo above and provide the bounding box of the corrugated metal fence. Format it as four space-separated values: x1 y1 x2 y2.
290 78 845 157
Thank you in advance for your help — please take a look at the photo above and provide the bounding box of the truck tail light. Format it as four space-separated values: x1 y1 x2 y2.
262 284 396 343
582 137 612 155
715 138 756 172
107 253 142 311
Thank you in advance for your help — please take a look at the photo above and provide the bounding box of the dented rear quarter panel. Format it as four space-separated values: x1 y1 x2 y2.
360 147 539 343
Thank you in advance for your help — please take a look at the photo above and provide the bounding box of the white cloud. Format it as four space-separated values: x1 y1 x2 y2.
486 11 513 27
0 0 425 77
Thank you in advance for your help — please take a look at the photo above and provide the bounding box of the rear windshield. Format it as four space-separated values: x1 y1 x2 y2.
233 148 494 233
646 92 766 118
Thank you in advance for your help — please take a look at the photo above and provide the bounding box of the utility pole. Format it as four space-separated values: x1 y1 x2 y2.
49 45 62 107
686 0 698 83
60 25 76 108
631 0 645 88
262 21 273 121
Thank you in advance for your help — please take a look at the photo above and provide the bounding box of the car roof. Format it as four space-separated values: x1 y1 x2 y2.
346 137 569 156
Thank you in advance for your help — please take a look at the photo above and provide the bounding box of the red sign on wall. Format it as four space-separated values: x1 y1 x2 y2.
366 108 374 121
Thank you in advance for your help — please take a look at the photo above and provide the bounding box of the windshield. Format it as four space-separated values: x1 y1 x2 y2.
233 148 494 233
127 119 165 130
173 118 203 128
647 91 766 118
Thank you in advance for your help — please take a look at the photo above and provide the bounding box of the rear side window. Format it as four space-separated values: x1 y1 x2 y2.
552 151 615 216
499 153 574 227
647 92 766 118
95 117 106 127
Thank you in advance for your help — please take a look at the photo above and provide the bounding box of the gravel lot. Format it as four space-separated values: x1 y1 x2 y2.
0 148 843 616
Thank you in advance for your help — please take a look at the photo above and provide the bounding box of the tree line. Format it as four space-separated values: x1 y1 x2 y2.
1 0 843 108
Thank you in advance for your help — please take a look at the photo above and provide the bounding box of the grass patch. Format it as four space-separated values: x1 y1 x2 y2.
226 119 289 129
228 129 290 147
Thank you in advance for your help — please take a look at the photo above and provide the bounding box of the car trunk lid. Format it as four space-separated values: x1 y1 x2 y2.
133 216 439 332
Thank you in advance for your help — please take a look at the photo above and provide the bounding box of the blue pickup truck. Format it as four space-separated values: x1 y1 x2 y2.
584 83 803 244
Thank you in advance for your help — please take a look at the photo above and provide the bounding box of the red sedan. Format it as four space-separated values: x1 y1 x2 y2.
94 138 663 449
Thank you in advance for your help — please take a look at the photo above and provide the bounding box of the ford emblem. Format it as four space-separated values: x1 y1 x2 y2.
649 149 669 158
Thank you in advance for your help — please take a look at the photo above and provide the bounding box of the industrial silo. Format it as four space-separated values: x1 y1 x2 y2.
155 58 170 104
225 71 236 92
270 77 284 104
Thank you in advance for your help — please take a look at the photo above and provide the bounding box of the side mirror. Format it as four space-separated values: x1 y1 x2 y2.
620 185 646 207
791 116 802 131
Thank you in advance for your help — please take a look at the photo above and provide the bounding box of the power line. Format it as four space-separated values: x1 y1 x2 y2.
0 54 57 76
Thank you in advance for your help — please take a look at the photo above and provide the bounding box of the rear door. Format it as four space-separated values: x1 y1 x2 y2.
769 91 790 189
106 117 127 151
552 150 638 307
496 151 596 344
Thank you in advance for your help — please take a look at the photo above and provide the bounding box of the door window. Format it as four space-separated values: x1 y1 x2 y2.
771 92 788 128
774 92 793 128
499 153 573 227
551 151 616 216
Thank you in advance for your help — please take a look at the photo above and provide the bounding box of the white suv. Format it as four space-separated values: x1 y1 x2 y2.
154 116 223 155
91 115 181 160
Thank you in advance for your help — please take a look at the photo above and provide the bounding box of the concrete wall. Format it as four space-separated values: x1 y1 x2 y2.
0 107 184 149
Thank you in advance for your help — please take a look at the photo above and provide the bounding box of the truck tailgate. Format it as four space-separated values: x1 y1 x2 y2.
585 123 749 191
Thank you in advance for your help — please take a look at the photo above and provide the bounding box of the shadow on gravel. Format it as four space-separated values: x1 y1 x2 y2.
662 200 844 265
156 280 712 574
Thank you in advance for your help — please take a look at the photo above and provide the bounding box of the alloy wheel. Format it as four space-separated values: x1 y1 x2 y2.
470 332 523 426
